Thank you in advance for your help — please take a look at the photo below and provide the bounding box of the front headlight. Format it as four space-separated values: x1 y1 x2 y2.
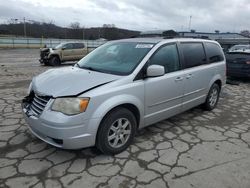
51 97 89 115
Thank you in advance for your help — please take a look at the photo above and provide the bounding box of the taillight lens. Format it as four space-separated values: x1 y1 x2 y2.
246 61 250 65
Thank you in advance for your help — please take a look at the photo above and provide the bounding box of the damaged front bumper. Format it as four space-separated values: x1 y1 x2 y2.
21 94 99 149
39 57 49 64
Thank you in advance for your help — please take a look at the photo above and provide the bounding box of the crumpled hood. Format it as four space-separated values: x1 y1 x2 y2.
40 48 49 52
32 67 121 97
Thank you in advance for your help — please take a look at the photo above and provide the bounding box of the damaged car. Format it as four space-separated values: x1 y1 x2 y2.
22 38 226 154
40 42 88 66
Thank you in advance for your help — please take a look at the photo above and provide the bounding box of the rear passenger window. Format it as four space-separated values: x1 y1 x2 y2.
149 44 180 73
205 42 224 63
78 43 85 48
73 43 85 49
181 43 206 68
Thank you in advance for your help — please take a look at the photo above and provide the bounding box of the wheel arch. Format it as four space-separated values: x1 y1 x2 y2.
93 94 143 139
208 74 223 92
94 102 141 150
214 79 222 90
99 103 141 129
48 53 61 61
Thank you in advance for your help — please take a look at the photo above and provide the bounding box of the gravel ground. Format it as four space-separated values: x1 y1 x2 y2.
0 49 250 188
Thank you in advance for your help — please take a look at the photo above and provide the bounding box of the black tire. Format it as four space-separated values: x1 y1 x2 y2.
96 107 137 155
49 56 61 66
203 83 220 111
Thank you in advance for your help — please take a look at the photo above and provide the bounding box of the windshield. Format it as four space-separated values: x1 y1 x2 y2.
77 41 154 75
54 43 65 50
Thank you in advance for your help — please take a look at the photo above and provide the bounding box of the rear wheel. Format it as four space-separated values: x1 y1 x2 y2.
96 107 137 155
203 83 220 111
49 56 61 66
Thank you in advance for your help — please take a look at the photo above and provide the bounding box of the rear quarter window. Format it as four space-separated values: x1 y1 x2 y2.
205 42 224 63
181 42 207 68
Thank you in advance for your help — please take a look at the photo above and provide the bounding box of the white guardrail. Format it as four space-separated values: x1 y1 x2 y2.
0 37 107 49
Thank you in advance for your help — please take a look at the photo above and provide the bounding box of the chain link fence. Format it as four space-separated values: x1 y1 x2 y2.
0 37 106 49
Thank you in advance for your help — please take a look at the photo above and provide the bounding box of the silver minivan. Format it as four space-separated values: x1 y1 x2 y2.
22 38 226 154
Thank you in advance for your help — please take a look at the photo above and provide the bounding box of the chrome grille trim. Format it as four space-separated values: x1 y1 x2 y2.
30 107 39 116
33 97 46 107
35 94 50 103
31 101 44 111
29 94 51 117
30 105 40 115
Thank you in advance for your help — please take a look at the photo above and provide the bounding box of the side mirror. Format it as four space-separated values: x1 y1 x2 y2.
62 47 66 50
146 65 165 77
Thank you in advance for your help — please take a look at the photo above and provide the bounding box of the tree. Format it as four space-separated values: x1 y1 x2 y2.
240 30 250 37
162 30 179 38
103 24 115 28
70 22 80 29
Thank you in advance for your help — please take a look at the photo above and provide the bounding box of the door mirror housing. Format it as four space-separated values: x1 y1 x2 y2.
146 65 165 77
62 46 66 50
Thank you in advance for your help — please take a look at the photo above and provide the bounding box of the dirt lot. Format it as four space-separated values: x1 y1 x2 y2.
0 49 250 188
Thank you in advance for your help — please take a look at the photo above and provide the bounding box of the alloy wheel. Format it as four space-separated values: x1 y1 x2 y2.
107 118 131 148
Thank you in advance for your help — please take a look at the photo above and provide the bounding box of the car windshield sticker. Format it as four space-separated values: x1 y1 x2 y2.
135 44 154 49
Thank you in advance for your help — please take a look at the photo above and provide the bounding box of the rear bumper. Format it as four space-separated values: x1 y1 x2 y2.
227 69 250 78
22 102 100 149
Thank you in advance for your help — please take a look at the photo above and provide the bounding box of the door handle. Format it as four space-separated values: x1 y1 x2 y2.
186 74 193 79
175 77 183 81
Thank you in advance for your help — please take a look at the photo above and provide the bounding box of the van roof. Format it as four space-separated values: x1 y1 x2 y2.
116 37 218 44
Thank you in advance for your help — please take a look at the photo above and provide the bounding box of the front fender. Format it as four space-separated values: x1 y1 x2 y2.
48 52 61 60
91 94 144 128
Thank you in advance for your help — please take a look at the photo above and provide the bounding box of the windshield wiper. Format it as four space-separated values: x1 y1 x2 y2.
75 62 80 68
79 65 115 74
81 66 105 73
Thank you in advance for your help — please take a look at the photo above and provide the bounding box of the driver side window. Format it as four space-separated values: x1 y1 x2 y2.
63 43 73 50
149 44 180 73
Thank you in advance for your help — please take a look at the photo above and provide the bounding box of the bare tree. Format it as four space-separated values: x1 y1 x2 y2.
162 30 179 38
240 30 250 37
70 22 80 29
47 20 55 25
0 21 139 40
103 24 116 28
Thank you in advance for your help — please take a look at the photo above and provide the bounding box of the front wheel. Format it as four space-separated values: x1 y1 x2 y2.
203 83 220 111
96 108 137 155
49 56 61 66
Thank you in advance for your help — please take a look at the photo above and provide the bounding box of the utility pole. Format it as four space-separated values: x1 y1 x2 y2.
23 17 27 38
188 15 192 31
82 28 85 39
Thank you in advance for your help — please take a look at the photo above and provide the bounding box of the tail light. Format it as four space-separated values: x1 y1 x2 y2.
246 61 250 65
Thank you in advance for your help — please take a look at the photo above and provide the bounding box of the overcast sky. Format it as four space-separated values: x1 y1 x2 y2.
0 0 250 32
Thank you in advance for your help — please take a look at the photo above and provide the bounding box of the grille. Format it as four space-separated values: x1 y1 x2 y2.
40 50 49 59
30 94 51 116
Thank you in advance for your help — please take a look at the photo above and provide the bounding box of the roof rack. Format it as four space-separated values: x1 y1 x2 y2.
163 35 211 40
